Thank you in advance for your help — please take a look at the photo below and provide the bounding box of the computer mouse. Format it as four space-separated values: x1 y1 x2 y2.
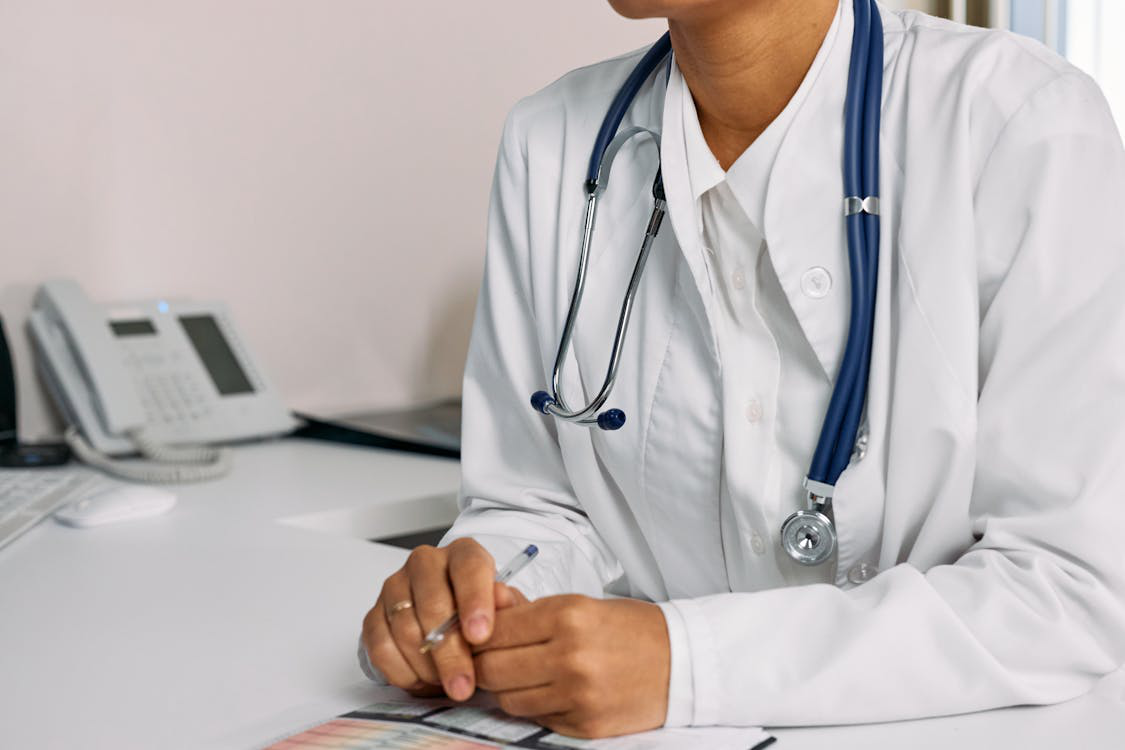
54 484 177 528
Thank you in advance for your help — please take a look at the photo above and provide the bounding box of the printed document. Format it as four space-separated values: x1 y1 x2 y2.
262 687 774 749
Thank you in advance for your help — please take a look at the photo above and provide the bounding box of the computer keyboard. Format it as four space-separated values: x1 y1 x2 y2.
0 468 96 551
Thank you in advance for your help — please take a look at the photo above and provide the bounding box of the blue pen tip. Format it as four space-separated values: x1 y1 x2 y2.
525 544 538 557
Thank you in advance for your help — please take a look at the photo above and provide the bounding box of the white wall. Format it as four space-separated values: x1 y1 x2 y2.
0 1 664 440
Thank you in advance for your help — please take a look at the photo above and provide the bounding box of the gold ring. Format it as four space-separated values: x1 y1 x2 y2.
387 600 414 618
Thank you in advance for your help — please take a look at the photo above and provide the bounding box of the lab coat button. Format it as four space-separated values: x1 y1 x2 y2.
732 267 746 290
745 399 763 423
800 267 832 298
847 562 878 584
750 533 766 556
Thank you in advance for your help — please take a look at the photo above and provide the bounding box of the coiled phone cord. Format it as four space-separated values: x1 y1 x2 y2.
64 426 231 483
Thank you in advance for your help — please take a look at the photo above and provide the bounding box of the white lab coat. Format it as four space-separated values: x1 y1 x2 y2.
443 3 1125 727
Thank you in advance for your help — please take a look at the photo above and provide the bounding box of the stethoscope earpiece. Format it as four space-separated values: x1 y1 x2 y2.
596 409 626 431
530 391 554 415
531 391 627 431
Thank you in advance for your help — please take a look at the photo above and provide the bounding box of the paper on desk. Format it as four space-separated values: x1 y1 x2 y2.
262 686 774 749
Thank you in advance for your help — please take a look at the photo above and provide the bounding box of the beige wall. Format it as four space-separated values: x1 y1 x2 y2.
0 1 665 439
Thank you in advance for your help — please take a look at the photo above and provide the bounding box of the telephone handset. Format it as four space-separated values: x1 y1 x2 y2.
28 280 296 482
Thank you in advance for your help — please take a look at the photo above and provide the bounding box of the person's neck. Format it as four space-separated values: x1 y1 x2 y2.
669 0 838 170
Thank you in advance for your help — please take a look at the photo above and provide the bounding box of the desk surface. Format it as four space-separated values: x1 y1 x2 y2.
2 439 1122 749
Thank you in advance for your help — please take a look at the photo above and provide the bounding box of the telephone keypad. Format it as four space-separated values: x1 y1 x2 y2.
138 372 212 427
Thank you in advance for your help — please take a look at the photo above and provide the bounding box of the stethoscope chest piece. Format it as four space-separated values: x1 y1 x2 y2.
780 508 837 566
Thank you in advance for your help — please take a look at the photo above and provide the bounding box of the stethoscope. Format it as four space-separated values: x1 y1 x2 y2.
530 0 884 567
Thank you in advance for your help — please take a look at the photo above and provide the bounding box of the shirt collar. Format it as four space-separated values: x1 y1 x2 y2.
671 0 846 234
661 0 863 378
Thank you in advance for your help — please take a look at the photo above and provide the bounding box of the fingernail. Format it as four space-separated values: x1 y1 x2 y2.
466 614 490 642
448 674 472 701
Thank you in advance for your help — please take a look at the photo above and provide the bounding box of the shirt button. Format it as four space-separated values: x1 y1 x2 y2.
731 267 746 290
750 533 766 556
800 266 832 298
847 561 878 585
745 399 763 423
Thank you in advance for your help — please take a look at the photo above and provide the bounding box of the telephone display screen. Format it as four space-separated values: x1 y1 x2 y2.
109 319 157 337
178 315 255 396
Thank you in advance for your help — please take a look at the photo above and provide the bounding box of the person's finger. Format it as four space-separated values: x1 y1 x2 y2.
424 628 477 701
405 684 446 699
493 582 529 610
494 687 571 720
474 644 553 692
476 599 555 652
406 546 476 700
361 599 426 690
381 570 440 685
447 540 497 644
406 546 458 637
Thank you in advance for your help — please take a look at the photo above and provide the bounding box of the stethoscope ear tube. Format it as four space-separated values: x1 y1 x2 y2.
585 33 673 189
532 127 666 429
533 37 674 430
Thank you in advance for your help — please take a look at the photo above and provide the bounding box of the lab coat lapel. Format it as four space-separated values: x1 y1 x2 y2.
641 63 731 597
762 6 855 380
567 163 729 600
659 63 721 359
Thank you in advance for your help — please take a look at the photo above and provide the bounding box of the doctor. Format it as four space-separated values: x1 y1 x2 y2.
362 0 1125 738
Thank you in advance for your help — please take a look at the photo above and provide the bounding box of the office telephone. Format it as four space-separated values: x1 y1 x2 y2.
28 280 296 482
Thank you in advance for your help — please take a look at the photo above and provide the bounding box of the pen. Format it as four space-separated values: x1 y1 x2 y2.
419 544 539 655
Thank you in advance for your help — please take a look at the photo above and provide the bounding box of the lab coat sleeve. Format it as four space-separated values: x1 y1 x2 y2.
659 71 1125 727
439 105 623 602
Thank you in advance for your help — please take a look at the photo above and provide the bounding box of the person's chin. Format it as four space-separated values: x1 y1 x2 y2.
606 0 718 21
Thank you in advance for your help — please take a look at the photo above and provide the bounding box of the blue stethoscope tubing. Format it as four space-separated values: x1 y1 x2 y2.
531 0 884 565
809 0 882 488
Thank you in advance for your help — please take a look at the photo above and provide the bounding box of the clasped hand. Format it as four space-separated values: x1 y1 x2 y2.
361 538 670 738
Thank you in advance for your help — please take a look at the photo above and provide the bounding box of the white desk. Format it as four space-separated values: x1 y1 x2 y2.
2 439 1122 749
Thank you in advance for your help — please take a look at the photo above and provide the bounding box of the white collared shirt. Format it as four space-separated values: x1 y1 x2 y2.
658 15 843 723
673 10 841 593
